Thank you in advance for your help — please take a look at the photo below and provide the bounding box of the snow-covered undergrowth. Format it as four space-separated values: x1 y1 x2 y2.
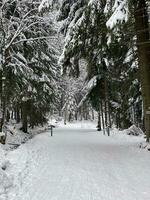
3 123 48 151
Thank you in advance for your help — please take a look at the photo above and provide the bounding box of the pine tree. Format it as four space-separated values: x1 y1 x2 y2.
58 0 143 134
0 0 60 134
105 0 150 141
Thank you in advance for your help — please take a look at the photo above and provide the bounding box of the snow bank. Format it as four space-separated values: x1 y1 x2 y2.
126 125 143 136
4 124 48 151
111 125 143 137
0 145 5 164
0 145 13 200
139 142 150 151
108 126 145 148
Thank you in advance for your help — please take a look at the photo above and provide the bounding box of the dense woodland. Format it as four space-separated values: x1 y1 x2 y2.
0 0 150 142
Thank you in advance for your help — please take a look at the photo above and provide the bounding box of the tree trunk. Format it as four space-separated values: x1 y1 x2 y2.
6 109 10 122
11 110 14 120
91 108 94 120
64 107 67 125
97 104 101 131
22 101 28 133
116 110 121 129
108 102 111 128
100 101 105 135
104 78 110 136
68 113 72 122
75 111 78 120
80 107 83 121
0 43 10 132
16 107 20 123
0 72 6 132
29 111 34 129
134 0 150 142
0 71 2 132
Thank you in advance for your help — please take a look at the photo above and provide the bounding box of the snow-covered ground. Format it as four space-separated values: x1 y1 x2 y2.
1 121 150 200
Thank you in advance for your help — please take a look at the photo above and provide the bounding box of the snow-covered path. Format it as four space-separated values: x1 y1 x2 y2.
6 124 150 200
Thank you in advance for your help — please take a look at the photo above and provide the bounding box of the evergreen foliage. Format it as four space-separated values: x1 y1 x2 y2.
0 0 60 133
58 0 143 131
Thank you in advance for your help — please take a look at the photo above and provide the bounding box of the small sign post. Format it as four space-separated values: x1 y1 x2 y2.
50 125 55 136
51 125 53 136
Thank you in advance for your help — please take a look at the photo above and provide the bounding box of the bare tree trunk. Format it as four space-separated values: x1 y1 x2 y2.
108 102 111 128
11 110 14 120
104 78 110 136
0 73 6 132
80 107 83 121
22 101 28 133
6 109 10 122
16 107 20 123
101 101 105 135
91 108 94 120
134 0 150 142
75 111 78 120
64 107 67 125
97 103 101 131
0 71 2 132
116 110 121 129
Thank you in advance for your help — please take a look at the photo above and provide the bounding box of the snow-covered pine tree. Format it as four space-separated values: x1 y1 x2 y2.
58 0 111 132
105 0 150 141
58 0 143 133
0 0 60 133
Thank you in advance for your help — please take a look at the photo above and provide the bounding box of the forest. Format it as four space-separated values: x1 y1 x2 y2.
0 0 150 142
0 1 150 200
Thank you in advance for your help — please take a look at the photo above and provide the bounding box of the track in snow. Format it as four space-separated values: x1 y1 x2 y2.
6 124 150 200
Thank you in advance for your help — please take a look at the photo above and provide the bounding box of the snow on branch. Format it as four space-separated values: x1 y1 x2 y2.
39 0 50 12
78 76 97 108
12 36 56 45
105 0 129 29
5 8 38 50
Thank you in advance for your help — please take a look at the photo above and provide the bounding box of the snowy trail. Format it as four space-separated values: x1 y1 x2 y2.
6 124 150 200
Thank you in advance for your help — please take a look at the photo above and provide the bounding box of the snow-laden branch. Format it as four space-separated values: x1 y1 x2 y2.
23 8 38 20
105 0 129 29
12 36 57 45
78 76 97 108
5 8 38 50
5 23 25 50
39 0 50 12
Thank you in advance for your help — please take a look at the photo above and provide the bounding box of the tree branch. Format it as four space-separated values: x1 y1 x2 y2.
5 8 38 50
12 36 57 45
